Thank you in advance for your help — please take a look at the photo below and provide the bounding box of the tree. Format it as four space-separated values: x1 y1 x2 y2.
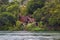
0 0 8 4
6 1 20 15
0 12 16 26
32 0 60 30
26 0 45 14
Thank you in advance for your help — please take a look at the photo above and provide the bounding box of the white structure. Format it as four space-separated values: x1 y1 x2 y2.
9 0 13 2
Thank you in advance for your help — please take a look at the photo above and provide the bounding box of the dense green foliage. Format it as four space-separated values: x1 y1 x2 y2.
0 0 20 31
0 0 60 31
26 0 45 14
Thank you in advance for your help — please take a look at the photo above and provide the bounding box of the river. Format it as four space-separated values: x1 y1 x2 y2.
0 31 60 40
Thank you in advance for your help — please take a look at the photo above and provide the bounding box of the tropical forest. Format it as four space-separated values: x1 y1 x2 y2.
0 0 60 31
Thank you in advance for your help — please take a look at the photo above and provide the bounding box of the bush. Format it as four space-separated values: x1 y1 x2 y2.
25 23 45 31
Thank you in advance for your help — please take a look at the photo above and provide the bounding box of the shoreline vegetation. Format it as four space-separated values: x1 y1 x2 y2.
0 0 60 31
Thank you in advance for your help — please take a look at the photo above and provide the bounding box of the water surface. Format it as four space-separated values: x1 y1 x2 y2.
0 31 60 40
